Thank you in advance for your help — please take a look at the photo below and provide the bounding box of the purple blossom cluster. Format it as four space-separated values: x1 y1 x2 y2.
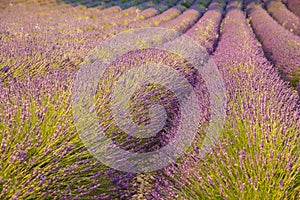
266 0 300 36
144 0 227 198
247 2 300 94
0 69 139 199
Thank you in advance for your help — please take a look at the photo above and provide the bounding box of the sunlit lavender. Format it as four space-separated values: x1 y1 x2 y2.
0 0 299 199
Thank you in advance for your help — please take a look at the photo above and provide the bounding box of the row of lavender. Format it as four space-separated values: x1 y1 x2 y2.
146 0 226 198
186 0 225 53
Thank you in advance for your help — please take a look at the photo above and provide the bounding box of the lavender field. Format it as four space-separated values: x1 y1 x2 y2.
0 0 299 199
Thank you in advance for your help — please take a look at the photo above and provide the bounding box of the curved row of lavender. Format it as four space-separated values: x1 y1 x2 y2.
160 0 209 32
265 0 300 36
174 0 299 199
186 0 225 54
284 0 300 17
247 2 300 95
92 46 211 199
144 0 227 199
